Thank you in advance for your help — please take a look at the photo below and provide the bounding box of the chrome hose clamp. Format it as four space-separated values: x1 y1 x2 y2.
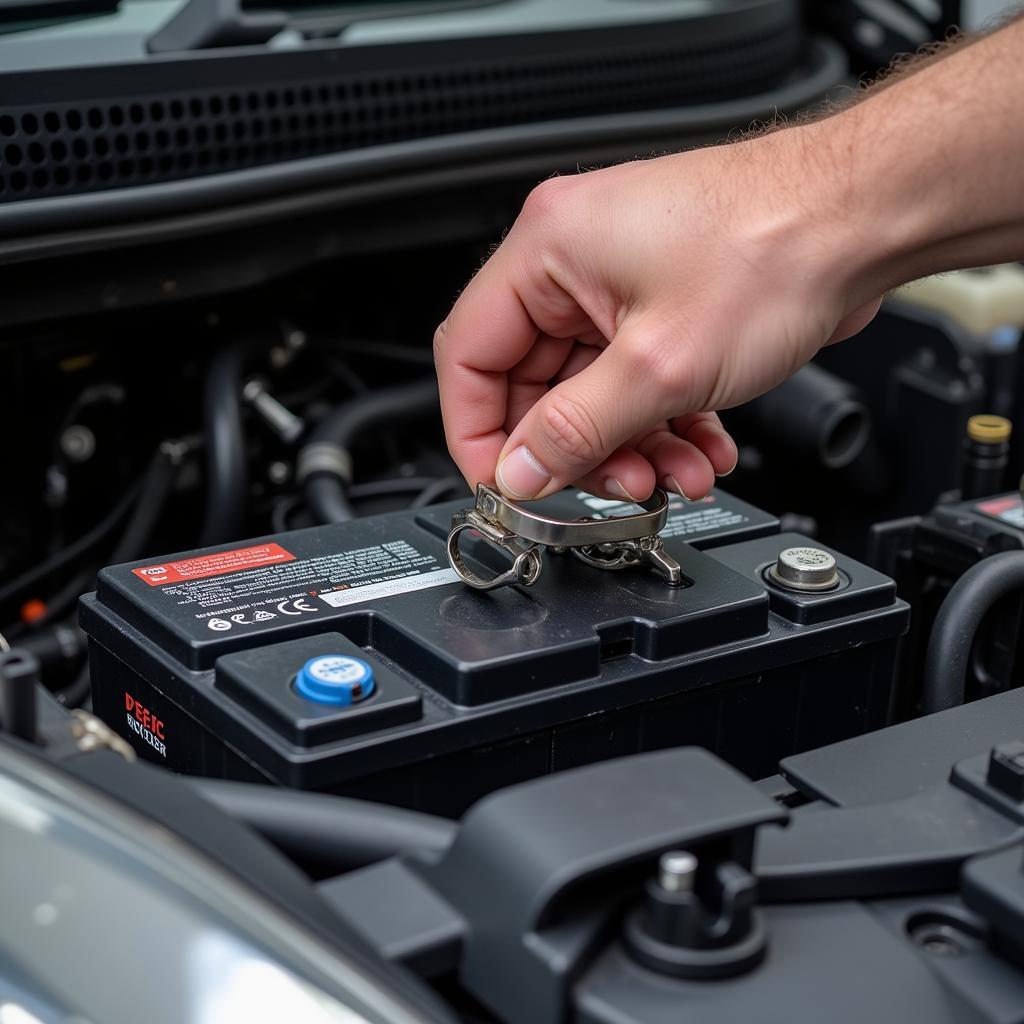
447 484 683 592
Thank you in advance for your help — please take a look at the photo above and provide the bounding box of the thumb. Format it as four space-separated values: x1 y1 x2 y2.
495 338 663 500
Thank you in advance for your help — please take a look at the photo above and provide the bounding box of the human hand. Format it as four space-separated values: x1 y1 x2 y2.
434 127 881 502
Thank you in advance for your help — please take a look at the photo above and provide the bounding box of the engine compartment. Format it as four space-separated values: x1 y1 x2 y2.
6 2 1024 1021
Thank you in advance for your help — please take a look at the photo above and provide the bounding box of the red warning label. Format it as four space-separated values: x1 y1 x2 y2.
977 496 1020 517
132 543 295 586
976 495 1024 530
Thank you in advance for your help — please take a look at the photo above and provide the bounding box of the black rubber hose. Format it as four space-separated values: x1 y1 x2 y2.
305 475 356 526
189 779 456 870
200 347 248 547
923 551 1024 714
112 441 184 564
299 378 440 524
728 363 871 470
14 623 84 688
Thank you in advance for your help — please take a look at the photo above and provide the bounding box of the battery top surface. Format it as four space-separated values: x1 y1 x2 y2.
91 489 780 689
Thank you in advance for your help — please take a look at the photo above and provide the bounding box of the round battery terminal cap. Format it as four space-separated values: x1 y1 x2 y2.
295 655 375 706
768 547 839 592
967 415 1012 444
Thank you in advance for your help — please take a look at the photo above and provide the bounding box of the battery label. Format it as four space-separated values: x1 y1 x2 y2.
130 538 458 636
976 495 1024 529
319 568 459 607
575 492 749 539
132 543 295 586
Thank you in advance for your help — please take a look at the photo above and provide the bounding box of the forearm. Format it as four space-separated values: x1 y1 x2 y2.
808 15 1024 304
435 13 1024 499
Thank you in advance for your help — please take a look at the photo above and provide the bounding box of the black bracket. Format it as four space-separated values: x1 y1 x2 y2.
417 747 786 1024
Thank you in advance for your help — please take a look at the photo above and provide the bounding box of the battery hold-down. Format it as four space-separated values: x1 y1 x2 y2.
294 655 376 706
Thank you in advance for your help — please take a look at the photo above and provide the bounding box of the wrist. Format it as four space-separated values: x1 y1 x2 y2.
720 123 891 318
791 113 913 307
799 20 1024 303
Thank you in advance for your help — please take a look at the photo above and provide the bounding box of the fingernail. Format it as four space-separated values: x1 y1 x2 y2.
716 433 739 477
604 478 637 502
497 446 551 499
663 475 694 501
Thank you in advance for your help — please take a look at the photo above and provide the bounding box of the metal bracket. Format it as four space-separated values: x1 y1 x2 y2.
447 484 682 592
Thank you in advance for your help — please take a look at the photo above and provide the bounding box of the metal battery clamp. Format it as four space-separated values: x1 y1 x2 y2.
447 484 683 592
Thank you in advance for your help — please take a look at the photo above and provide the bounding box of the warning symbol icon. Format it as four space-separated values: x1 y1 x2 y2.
253 610 276 622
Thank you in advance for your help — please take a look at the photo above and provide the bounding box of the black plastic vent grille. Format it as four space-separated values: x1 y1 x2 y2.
0 28 799 204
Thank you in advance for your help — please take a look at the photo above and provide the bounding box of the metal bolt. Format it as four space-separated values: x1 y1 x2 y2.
922 937 961 957
59 425 96 463
268 461 290 485
243 379 304 444
768 546 840 592
159 438 190 464
68 710 136 762
658 850 698 893
270 326 308 368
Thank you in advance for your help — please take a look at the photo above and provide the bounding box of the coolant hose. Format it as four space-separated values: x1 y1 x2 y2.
729 363 871 470
190 779 456 870
298 377 440 524
200 346 248 546
923 551 1024 714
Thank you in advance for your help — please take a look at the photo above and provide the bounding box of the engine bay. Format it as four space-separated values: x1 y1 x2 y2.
5 1 1024 1021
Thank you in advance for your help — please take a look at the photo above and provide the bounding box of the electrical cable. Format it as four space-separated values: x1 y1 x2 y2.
323 357 369 396
0 484 141 614
200 345 248 547
57 663 91 708
409 476 469 509
112 441 185 564
12 441 186 701
189 778 456 871
298 378 440 524
27 569 95 630
922 551 1024 714
349 477 446 500
272 477 448 532
29 441 186 629
323 338 435 367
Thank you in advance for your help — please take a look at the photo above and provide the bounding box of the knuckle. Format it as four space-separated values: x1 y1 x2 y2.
542 393 604 466
521 175 576 223
620 333 679 395
432 320 448 363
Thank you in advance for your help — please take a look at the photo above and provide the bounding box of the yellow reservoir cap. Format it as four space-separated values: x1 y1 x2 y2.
967 415 1012 444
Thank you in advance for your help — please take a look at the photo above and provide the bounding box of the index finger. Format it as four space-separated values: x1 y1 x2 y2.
433 245 539 488
434 230 594 487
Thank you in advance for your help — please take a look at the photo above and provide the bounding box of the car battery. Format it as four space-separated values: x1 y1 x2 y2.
80 488 909 815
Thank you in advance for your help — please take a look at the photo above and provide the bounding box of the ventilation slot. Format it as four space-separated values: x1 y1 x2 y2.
0 28 800 203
